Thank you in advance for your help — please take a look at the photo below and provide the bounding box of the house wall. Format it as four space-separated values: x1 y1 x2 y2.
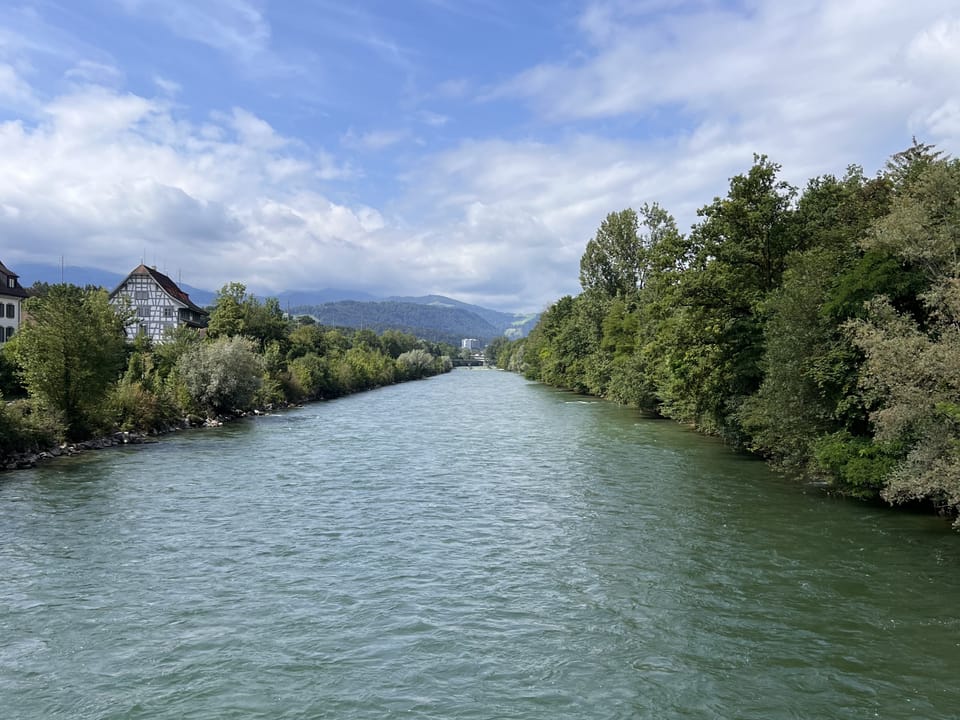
112 274 184 343
0 294 20 344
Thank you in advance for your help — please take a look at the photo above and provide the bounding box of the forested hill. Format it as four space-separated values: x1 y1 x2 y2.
290 300 501 345
384 295 540 337
289 295 538 345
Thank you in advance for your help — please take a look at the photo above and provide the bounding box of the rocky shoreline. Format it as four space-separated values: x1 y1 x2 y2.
0 407 289 472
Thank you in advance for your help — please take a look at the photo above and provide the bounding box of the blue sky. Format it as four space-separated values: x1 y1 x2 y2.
0 0 958 311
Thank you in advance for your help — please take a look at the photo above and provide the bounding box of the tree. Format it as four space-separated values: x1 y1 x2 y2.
579 209 643 298
846 155 960 522
740 168 896 475
177 336 264 415
656 156 798 439
396 349 436 379
207 283 290 350
484 335 510 368
207 282 248 338
10 284 128 439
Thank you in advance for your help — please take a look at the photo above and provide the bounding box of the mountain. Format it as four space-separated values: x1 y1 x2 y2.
384 294 537 337
276 288 378 306
289 295 539 346
9 263 372 308
14 262 125 291
289 299 505 346
10 262 539 342
12 262 217 306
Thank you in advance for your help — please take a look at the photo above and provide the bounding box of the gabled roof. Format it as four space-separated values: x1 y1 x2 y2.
111 264 209 316
0 259 28 298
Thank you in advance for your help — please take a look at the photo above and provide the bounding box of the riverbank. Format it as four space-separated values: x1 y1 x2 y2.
0 399 309 471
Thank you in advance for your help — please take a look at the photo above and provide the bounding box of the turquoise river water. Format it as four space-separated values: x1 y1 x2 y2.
1 368 959 719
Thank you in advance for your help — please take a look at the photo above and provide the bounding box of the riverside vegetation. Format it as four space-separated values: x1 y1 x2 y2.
488 141 960 527
0 281 453 466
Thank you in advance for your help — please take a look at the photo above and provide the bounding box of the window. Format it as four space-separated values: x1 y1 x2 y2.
138 306 150 317
4 326 13 341
5 303 13 319
163 307 174 317
7 277 14 288
135 290 149 301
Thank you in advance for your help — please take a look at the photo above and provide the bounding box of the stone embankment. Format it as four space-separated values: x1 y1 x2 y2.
3 430 156 471
1 406 292 472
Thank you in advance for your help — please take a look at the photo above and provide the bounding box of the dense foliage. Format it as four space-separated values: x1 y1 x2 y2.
0 282 453 458
493 142 960 526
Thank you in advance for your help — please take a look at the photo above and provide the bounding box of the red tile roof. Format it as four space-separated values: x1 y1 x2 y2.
114 264 209 315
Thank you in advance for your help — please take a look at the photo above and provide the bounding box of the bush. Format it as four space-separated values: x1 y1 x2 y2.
177 336 264 415
813 431 901 499
111 381 180 433
0 399 63 455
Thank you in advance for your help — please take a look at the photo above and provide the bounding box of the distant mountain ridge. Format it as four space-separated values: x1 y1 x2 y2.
11 262 538 343
13 262 218 306
289 297 538 345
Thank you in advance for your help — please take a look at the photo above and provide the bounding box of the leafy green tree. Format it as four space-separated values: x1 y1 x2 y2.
287 323 327 360
654 156 798 439
244 296 290 350
396 349 436 379
847 156 960 521
579 208 644 298
0 345 24 398
10 284 128 439
177 336 264 415
208 283 290 351
380 329 420 359
207 282 248 338
740 169 895 474
484 335 510 367
288 353 333 400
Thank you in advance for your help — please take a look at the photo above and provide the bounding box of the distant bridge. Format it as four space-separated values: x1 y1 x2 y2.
451 358 486 367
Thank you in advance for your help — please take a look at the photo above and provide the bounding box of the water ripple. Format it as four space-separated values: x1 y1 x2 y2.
2 370 959 719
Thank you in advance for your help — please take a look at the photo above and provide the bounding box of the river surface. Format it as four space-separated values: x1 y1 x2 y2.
1 369 958 719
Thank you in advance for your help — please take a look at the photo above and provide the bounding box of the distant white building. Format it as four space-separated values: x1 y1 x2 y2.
461 338 479 350
0 260 27 344
110 264 209 343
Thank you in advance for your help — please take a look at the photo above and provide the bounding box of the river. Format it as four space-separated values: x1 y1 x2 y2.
1 368 958 719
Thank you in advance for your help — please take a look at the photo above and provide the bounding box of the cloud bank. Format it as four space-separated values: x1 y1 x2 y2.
0 1 958 311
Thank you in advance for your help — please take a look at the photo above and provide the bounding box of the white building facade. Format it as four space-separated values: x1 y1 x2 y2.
0 260 27 344
110 264 209 343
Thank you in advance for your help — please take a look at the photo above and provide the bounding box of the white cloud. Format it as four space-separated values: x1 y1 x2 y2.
0 84 387 294
0 63 36 108
64 60 124 86
115 0 271 61
154 75 182 95
418 110 449 127
341 127 411 151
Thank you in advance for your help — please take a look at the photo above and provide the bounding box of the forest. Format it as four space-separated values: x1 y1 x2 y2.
0 281 453 460
488 141 960 527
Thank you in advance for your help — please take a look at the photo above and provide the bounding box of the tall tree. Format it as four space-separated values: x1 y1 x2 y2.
847 155 960 521
658 156 798 439
11 284 128 439
207 282 248 338
579 209 644 298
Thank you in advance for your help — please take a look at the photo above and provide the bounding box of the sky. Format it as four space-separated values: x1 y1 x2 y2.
0 0 958 312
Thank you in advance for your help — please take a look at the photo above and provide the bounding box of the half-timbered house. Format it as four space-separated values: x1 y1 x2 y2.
110 264 209 342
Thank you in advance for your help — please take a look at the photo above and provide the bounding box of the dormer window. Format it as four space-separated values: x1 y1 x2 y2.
7 277 14 288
